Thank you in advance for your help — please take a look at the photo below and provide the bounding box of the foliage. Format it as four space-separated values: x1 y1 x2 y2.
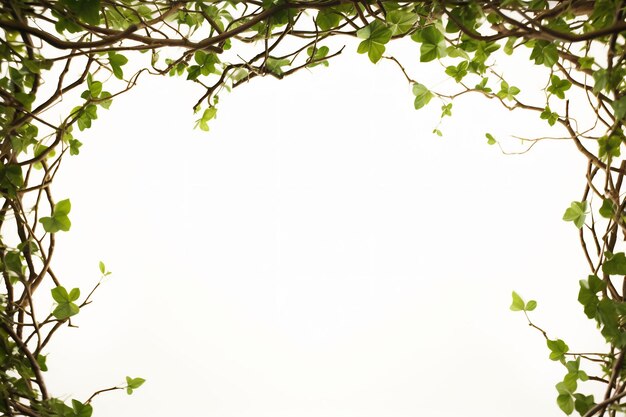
0 0 625 415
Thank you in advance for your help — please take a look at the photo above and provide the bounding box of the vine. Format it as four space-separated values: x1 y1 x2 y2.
0 0 625 415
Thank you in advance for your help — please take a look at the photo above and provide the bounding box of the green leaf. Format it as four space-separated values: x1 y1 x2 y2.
40 199 72 233
265 57 290 76
441 103 452 117
51 286 81 320
579 57 594 70
37 354 48 372
486 133 496 145
475 78 492 93
386 10 418 35
564 360 589 383
562 201 587 229
546 338 569 361
525 300 537 311
40 216 71 233
474 41 500 64
316 9 342 31
55 199 71 216
529 41 558 67
562 372 578 393
194 51 217 67
591 0 617 28
611 96 626 121
68 288 80 302
193 51 220 75
108 52 128 80
61 0 101 25
202 107 217 122
496 81 520 101
3 251 23 278
72 399 93 417
503 37 517 55
85 104 97 121
573 394 595 415
18 240 39 256
546 16 569 32
597 298 623 344
0 163 24 193
126 376 146 389
15 93 35 110
97 91 112 109
51 286 80 320
445 61 469 83
231 69 249 82
413 26 447 62
445 6 480 33
88 80 102 97
23 59 52 74
593 70 608 94
540 106 559 126
126 376 146 394
557 394 574 415
51 286 70 303
556 381 572 396
603 252 626 275
412 83 433 110
49 399 74 417
306 46 330 68
194 107 218 131
578 275 605 319
510 291 525 311
599 198 616 219
598 135 622 160
69 139 83 156
186 65 202 80
99 261 106 274
565 358 580 374
547 75 572 100
446 46 470 60
356 21 392 63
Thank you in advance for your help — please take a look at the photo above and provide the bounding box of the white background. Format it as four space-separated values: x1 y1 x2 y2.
43 38 604 416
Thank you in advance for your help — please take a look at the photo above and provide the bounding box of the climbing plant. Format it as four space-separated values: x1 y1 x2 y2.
0 0 625 415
